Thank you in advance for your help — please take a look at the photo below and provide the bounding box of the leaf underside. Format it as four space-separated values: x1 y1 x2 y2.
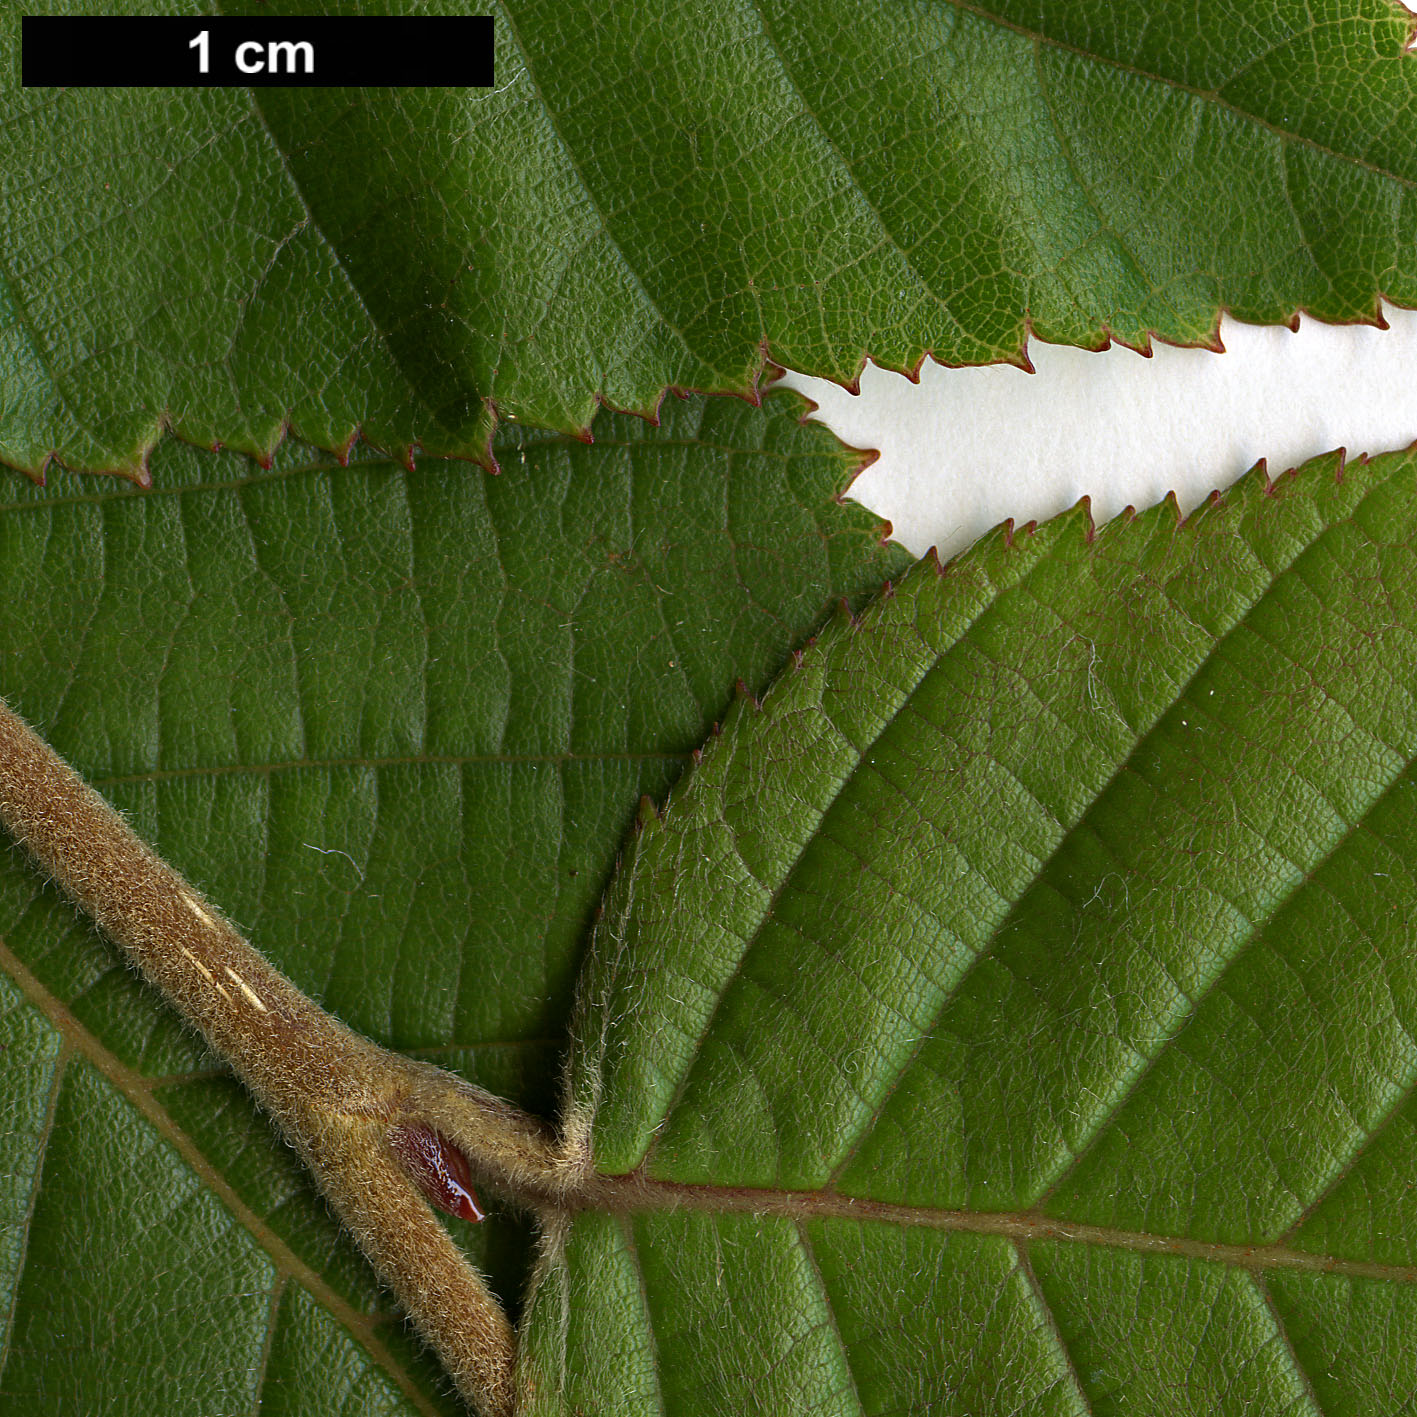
0 393 906 1415
3 0 1416 474
523 443 1417 1415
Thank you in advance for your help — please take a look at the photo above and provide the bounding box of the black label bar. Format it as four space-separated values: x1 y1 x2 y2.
21 16 494 88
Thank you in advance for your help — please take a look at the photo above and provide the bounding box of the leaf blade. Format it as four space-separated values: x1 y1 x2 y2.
0 393 906 1410
5 0 1416 473
535 443 1417 1413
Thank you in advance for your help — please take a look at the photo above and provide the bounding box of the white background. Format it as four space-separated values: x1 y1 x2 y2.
777 303 1417 561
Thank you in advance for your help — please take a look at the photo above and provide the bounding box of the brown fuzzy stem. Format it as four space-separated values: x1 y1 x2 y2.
0 698 570 1416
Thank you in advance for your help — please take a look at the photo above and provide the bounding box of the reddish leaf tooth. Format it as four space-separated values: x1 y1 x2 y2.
389 1123 486 1223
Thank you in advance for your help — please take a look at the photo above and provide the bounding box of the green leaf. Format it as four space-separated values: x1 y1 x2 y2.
0 392 906 1413
4 0 1415 473
523 443 1417 1415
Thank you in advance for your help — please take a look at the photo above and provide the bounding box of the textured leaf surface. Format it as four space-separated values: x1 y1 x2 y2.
0 393 906 1413
523 443 1417 1415
4 0 1416 473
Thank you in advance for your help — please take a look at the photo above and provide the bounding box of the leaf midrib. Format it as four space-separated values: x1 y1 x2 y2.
585 1172 1417 1285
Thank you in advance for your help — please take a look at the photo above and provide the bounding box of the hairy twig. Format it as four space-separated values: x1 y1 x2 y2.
0 699 579 1416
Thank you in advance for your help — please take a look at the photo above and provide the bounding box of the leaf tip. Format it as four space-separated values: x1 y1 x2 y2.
834 596 863 632
1002 518 1038 548
1078 495 1096 543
